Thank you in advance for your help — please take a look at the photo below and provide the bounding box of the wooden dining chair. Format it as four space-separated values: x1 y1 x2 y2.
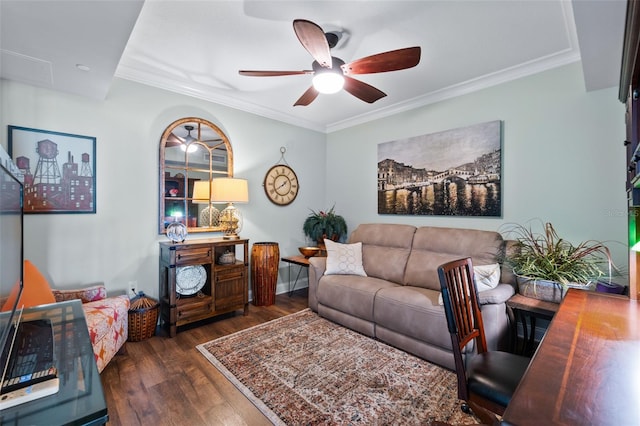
437 258 530 425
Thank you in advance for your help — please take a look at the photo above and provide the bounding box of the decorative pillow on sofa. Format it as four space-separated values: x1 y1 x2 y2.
1 260 56 311
473 263 501 291
438 263 501 305
324 239 367 276
52 285 107 303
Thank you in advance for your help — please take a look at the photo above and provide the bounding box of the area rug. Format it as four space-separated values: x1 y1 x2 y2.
196 309 479 425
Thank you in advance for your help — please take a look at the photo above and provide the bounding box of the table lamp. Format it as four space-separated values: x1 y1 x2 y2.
192 180 219 227
211 177 249 239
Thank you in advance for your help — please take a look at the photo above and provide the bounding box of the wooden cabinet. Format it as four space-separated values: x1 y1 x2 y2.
159 238 249 337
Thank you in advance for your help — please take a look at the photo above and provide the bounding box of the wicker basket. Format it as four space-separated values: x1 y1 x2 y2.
128 292 159 342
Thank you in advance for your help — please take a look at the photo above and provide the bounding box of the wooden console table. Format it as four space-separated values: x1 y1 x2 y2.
159 238 249 337
503 289 640 425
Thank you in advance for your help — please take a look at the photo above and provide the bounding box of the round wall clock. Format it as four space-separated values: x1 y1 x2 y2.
263 164 299 206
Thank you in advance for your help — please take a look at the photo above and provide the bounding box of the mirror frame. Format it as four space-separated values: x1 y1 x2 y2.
159 117 234 234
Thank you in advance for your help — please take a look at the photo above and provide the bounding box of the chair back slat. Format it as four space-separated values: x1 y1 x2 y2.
438 258 488 354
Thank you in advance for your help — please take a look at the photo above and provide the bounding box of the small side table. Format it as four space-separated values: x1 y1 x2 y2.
281 255 311 295
506 294 559 356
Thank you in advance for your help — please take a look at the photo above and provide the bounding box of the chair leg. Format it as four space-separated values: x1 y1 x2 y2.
467 401 501 425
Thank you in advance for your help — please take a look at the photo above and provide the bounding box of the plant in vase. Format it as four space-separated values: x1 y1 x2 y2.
302 206 347 247
502 221 613 303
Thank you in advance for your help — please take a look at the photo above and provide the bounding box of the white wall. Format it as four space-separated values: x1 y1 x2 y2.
327 62 628 272
0 61 629 298
1 78 325 297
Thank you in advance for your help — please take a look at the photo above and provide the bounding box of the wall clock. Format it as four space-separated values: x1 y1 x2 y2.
263 148 299 206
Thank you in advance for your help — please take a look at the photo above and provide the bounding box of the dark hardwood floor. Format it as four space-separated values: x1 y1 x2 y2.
100 289 309 426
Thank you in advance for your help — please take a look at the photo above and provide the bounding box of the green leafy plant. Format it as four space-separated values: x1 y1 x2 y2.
503 221 612 286
302 206 347 243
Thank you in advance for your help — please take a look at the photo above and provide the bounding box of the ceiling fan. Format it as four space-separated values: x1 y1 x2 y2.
166 125 223 151
239 19 421 106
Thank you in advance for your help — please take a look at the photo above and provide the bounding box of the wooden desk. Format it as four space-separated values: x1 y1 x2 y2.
503 289 640 425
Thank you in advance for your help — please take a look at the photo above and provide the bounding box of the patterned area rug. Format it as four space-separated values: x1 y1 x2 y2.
197 309 479 425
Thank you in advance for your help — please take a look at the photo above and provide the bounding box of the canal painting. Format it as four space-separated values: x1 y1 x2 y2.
378 120 502 217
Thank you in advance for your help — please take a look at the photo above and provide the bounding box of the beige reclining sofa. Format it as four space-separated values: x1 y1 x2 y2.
308 223 516 370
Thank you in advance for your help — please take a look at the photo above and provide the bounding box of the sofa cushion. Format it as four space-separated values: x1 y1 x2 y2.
404 227 504 290
83 295 129 373
324 240 367 276
349 223 416 284
374 286 452 351
317 274 398 322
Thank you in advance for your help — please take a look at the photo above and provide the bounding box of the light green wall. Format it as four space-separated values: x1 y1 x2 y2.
327 62 628 272
0 61 629 297
1 78 325 297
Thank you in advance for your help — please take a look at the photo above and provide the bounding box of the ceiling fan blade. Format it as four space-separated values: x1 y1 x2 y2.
341 47 421 75
166 132 183 147
239 70 313 77
293 19 332 68
294 86 320 106
343 76 387 103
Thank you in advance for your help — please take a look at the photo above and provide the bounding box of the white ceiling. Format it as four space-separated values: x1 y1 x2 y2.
0 0 628 133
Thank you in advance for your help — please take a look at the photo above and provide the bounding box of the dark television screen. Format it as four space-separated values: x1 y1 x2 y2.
0 144 23 359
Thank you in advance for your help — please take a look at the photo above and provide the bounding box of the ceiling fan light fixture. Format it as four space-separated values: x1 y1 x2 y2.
181 125 198 153
312 71 344 94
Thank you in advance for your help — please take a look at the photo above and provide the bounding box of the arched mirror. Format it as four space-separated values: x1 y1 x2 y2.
159 117 233 234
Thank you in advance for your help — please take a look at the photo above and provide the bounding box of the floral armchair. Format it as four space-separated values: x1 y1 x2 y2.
52 285 130 373
1 261 130 373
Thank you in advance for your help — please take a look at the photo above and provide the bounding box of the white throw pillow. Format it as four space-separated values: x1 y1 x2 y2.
473 263 501 291
323 239 367 276
438 263 501 305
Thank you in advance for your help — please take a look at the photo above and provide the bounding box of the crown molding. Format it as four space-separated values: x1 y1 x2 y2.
115 66 327 133
116 1 582 135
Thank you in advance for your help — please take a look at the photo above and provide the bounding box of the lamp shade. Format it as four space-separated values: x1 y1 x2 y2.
211 178 249 203
192 180 211 204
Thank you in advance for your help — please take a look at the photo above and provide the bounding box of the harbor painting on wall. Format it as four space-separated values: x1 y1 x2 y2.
8 125 96 214
377 120 502 217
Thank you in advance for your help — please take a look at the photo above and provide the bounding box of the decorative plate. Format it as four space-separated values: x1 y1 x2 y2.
176 265 206 296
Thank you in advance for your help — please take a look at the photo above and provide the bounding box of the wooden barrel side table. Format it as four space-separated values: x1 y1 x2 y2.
251 242 280 306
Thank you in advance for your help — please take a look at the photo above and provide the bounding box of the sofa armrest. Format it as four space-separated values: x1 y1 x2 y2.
308 257 327 312
477 282 515 305
52 284 107 304
479 283 515 351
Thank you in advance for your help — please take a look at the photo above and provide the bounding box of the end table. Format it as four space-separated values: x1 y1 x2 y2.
506 294 559 356
281 255 311 295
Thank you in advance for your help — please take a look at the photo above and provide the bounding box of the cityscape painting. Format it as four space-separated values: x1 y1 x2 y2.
377 120 502 217
8 126 96 214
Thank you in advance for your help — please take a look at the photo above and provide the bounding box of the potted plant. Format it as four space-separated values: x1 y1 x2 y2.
302 206 348 245
502 221 613 303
